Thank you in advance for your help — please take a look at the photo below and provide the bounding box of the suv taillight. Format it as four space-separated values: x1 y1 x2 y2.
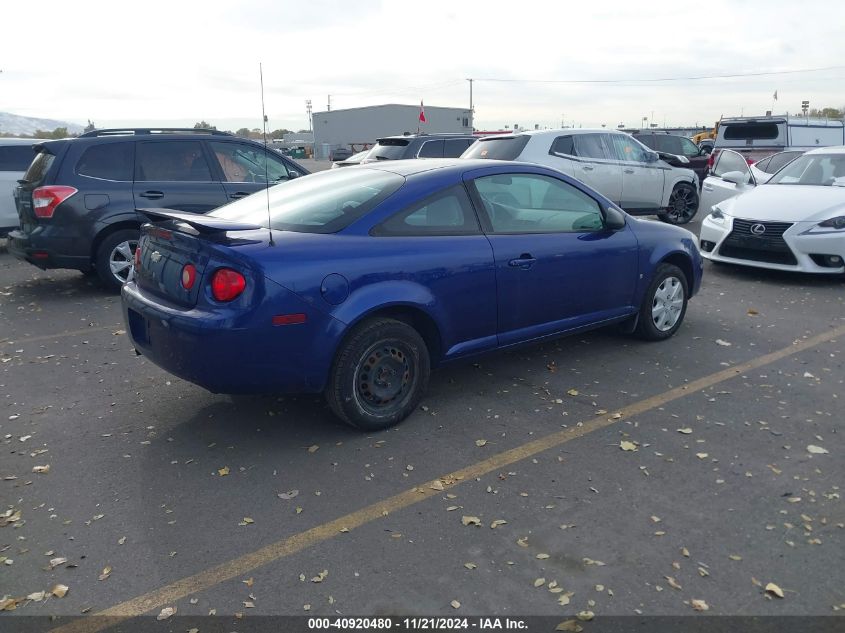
210 268 246 302
32 186 78 218
707 149 720 170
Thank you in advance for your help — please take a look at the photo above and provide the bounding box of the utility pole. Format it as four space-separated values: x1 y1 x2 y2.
305 99 312 133
467 78 474 129
327 95 331 112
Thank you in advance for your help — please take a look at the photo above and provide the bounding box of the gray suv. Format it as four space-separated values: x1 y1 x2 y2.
361 133 477 163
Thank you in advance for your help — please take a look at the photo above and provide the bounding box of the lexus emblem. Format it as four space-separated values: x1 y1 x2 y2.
750 223 766 236
150 250 162 263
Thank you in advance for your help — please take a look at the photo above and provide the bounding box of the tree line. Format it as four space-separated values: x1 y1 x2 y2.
1 120 311 139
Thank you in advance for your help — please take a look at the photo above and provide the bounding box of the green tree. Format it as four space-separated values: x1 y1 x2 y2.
235 127 251 137
193 121 216 130
809 107 844 119
270 128 291 139
50 127 69 139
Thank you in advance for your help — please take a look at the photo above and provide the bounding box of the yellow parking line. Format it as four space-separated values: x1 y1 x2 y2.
1 325 121 347
50 323 845 633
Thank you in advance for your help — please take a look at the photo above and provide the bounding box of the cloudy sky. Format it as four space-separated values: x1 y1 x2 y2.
2 0 844 132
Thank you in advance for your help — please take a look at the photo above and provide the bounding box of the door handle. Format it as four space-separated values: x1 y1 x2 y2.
139 190 164 200
624 168 635 174
582 165 594 171
508 254 536 269
229 192 251 200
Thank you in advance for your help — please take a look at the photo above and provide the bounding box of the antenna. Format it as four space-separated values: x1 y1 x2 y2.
260 62 274 246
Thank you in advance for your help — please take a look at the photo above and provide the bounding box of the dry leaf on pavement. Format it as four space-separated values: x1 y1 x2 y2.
691 599 709 611
555 620 582 632
217 466 230 476
766 583 785 598
620 441 638 451
50 584 69 598
461 516 481 526
807 445 829 455
157 606 176 620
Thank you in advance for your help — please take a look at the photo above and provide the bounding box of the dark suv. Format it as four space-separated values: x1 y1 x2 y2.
361 133 477 163
632 132 709 184
9 128 308 291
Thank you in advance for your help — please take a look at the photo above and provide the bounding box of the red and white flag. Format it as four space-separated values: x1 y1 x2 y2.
419 101 427 124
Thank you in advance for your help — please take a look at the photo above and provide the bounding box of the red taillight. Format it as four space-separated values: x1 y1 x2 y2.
32 186 77 219
746 157 755 165
210 268 246 302
181 264 197 290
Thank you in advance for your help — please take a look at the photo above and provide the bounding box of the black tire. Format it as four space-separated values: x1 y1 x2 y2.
659 183 699 225
634 263 689 341
95 229 139 292
326 318 430 431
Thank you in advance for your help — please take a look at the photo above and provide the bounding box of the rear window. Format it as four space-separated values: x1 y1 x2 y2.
462 135 530 160
76 142 134 181
368 139 411 160
723 123 779 140
211 169 404 233
21 149 55 185
0 144 37 171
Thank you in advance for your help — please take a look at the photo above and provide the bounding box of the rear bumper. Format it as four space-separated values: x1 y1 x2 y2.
7 228 91 271
121 280 344 395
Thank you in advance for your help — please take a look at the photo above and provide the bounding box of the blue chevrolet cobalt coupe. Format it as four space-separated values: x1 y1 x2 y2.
122 159 703 430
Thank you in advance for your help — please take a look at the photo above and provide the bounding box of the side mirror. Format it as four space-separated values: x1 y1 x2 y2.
604 206 626 230
288 170 300 179
721 170 750 185
645 151 659 164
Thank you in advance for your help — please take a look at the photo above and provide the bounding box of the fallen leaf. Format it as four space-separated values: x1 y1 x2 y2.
461 516 481 526
536 553 550 560
217 466 230 476
807 445 829 455
666 576 682 590
311 570 328 583
0 597 18 611
157 606 176 620
747 309 759 316
490 519 507 529
464 562 477 570
451 600 461 609
558 592 574 606
50 584 69 598
650 515 662 523
118 537 126 545
307 445 319 453
620 441 638 452
577 611 594 621
26 591 46 602
681 547 690 558
715 339 732 346
98 566 112 581
243 577 254 587
583 558 606 566
534 578 546 587
239 517 255 526
567 389 579 396
517 537 529 547
429 480 445 491
49 557 68 569
555 620 582 632
32 465 50 474
729 554 743 561
766 582 785 598
696 453 709 459
691 599 709 611
475 439 488 447
277 489 300 500
677 428 693 434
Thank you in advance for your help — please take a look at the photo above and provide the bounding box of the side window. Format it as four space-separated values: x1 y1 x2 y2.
374 185 479 235
549 135 575 156
573 134 610 160
0 145 37 171
657 136 683 155
417 140 444 158
606 134 651 162
753 156 773 173
713 150 751 179
444 139 473 157
766 151 802 173
679 137 701 158
136 141 211 182
635 135 657 150
76 142 133 181
209 141 289 183
474 173 604 234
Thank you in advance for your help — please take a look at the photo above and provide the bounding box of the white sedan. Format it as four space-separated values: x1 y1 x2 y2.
699 146 845 274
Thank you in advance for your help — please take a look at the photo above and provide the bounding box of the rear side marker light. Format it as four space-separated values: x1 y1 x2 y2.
134 242 142 269
181 264 197 290
210 268 246 302
32 185 78 218
272 313 307 326
33 251 49 259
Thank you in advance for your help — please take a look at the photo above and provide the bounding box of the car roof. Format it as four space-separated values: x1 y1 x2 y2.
356 158 511 177
0 138 49 146
483 128 628 140
376 133 475 141
805 145 845 155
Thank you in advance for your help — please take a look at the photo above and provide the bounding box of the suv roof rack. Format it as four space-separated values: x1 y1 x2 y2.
79 128 233 138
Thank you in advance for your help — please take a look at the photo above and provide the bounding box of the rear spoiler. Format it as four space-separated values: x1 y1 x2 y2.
139 208 262 234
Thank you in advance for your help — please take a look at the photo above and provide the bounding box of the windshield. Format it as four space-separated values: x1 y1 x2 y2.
211 169 404 233
766 154 845 186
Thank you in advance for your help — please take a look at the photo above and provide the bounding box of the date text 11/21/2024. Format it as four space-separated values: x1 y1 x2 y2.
307 617 529 630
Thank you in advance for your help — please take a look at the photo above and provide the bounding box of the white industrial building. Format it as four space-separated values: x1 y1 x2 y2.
312 104 473 159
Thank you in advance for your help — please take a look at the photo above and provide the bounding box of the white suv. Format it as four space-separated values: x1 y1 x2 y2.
462 129 700 224
0 138 45 236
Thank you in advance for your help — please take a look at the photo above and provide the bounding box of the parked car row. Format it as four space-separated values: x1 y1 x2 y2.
0 138 46 236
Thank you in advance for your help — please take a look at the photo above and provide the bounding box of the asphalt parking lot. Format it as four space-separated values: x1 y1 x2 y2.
1 211 844 631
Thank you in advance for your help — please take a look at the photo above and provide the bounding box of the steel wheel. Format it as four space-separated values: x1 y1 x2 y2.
651 275 685 331
354 340 413 415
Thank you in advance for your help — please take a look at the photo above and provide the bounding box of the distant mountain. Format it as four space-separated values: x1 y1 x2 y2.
0 112 84 136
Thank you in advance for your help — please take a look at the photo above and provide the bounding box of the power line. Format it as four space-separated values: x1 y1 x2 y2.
472 65 845 85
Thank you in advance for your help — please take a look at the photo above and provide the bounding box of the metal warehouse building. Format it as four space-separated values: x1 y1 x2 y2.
312 104 473 159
